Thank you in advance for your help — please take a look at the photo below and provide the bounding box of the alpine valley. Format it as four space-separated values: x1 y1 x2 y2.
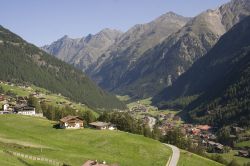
1 0 250 166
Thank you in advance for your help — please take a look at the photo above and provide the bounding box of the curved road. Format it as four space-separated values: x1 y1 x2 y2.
148 116 156 130
164 144 180 166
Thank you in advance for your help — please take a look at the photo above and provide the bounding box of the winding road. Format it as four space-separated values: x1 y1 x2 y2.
147 116 156 130
164 144 180 166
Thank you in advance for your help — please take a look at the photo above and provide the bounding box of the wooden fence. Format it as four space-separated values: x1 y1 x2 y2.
3 150 68 166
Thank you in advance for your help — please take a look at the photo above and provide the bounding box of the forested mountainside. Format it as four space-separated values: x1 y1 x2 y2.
100 0 250 99
0 25 126 110
154 16 250 127
42 28 122 71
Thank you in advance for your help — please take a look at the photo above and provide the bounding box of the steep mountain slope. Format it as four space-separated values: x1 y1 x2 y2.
86 12 190 89
0 25 126 110
42 28 122 71
154 16 250 127
104 0 250 99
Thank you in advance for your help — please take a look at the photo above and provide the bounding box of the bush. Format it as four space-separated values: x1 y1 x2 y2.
209 154 228 165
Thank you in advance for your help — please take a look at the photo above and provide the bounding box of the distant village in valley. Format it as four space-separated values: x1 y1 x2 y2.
126 100 250 159
0 80 250 164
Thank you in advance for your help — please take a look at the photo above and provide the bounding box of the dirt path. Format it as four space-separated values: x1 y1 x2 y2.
0 136 50 149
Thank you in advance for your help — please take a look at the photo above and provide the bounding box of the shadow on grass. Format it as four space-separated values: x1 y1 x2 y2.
52 123 62 129
17 158 33 166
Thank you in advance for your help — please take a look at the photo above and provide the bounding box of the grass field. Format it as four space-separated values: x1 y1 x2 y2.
236 140 250 148
0 149 49 166
127 97 153 108
0 115 170 166
212 150 250 165
178 150 223 166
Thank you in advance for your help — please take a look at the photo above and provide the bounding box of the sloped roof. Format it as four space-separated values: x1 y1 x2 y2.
89 121 110 127
60 115 83 123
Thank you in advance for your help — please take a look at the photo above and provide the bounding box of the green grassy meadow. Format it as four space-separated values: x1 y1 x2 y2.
236 140 250 148
0 115 170 166
213 150 250 165
178 150 223 166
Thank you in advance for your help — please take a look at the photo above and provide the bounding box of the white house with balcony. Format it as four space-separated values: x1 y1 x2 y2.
14 105 36 116
59 115 84 129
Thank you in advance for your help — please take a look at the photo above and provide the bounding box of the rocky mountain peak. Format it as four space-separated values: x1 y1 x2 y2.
42 27 123 71
84 34 93 43
92 0 250 99
60 35 71 41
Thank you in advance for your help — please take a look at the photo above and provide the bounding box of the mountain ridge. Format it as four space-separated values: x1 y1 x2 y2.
42 28 123 71
153 15 250 127
0 25 126 110
87 12 190 90
100 0 250 99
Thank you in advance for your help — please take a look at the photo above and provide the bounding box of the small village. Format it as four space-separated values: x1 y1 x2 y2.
128 101 250 159
0 81 117 129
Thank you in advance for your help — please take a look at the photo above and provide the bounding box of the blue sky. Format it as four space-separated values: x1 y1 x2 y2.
0 0 230 46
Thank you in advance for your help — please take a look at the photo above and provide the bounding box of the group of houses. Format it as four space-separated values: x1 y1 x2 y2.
158 122 226 153
0 95 37 116
59 115 116 130
130 105 148 112
182 124 225 152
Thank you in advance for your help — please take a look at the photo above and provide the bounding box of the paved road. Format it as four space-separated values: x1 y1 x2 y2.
147 116 156 130
164 144 180 166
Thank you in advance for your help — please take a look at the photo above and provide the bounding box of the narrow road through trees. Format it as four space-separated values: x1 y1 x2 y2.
164 144 180 166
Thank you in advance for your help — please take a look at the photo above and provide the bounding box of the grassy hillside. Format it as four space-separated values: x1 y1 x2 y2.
0 115 170 166
209 151 250 166
0 82 98 116
178 150 223 166
236 141 250 148
0 25 126 110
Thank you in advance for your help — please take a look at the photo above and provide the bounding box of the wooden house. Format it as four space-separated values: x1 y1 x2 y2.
206 141 224 153
238 150 249 158
89 121 115 130
59 115 84 129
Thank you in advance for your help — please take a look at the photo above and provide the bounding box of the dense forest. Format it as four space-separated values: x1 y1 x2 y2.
153 16 250 127
0 25 126 110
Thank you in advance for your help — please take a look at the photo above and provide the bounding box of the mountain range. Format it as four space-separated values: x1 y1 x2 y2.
153 15 250 127
101 0 250 99
0 25 126 110
43 0 250 101
42 28 122 71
